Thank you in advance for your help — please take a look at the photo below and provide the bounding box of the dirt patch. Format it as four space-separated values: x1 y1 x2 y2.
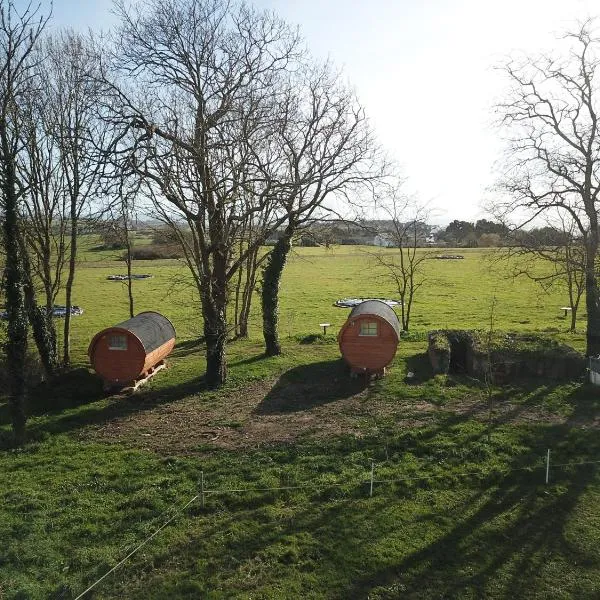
84 374 413 454
83 363 600 455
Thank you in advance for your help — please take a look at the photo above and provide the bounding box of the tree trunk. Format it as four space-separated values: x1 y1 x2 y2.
63 218 77 366
261 228 293 356
233 247 243 337
202 234 229 387
125 231 134 318
203 300 228 388
239 245 259 338
1 127 28 444
205 323 227 388
22 249 58 378
585 231 600 356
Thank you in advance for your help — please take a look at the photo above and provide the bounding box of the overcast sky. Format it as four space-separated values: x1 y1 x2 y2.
47 0 597 224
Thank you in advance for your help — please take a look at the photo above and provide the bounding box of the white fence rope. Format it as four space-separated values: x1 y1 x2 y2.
74 493 199 600
73 454 600 598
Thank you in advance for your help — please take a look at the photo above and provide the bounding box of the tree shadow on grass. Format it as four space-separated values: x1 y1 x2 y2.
228 353 270 368
170 338 205 359
106 419 600 599
345 460 598 599
0 368 106 429
255 359 367 415
28 368 106 415
17 372 208 442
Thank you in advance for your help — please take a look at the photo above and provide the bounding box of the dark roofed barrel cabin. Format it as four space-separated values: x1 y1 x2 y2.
88 311 175 389
337 300 400 376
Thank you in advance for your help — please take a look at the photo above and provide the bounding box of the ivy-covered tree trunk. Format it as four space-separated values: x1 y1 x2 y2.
261 227 293 356
63 217 77 366
20 242 58 377
204 306 228 388
202 239 229 388
1 126 29 444
23 276 58 378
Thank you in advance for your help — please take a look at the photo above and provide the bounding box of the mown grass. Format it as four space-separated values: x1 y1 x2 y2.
1 242 599 599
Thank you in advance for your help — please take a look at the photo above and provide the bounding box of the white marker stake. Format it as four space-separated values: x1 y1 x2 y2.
545 450 550 485
200 471 205 508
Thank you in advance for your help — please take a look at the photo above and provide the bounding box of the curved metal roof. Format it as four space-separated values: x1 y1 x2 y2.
113 311 176 353
348 300 401 339
334 298 400 308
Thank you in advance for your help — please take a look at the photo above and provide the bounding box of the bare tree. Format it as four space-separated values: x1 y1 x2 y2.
260 63 382 356
42 30 109 366
111 0 301 387
499 214 585 332
0 1 49 443
494 21 600 355
369 194 431 331
17 51 67 373
232 211 271 338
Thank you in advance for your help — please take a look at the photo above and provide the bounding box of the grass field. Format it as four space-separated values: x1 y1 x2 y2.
2 242 600 599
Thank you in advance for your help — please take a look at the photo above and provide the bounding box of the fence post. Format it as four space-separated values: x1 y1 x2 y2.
200 471 205 508
370 461 375 497
545 450 550 485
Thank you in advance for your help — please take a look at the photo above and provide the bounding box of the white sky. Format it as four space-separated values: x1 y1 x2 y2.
47 0 598 224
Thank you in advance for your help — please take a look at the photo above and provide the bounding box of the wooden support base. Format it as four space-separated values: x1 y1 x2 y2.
349 366 386 380
103 361 167 394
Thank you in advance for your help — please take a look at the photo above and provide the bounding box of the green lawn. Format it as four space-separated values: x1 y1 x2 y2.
1 244 599 599
61 242 587 362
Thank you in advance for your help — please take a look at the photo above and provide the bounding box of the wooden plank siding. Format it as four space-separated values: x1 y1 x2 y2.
88 313 176 386
338 315 399 372
89 329 146 384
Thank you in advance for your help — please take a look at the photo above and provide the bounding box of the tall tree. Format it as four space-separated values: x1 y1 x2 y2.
42 31 108 366
17 53 66 374
112 0 301 387
0 2 49 443
494 22 600 355
260 63 381 356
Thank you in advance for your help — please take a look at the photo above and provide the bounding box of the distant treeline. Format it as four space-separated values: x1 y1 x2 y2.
260 219 574 248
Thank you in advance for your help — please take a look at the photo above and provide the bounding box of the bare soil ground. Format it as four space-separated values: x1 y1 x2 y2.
84 369 598 455
85 375 392 454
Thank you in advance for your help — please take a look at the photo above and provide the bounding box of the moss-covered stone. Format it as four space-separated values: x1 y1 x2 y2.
427 329 585 382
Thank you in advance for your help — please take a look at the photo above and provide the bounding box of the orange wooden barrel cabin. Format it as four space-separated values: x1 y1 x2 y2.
337 300 401 375
88 311 176 388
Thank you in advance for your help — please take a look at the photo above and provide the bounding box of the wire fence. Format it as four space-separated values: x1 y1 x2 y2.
74 451 600 599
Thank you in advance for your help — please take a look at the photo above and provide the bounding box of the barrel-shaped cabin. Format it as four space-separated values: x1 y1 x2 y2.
337 300 400 375
88 311 175 388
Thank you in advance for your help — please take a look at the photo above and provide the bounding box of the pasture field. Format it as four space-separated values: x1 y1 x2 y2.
66 241 586 360
2 243 600 599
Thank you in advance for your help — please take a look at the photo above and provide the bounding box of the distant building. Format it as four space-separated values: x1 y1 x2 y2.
373 234 395 247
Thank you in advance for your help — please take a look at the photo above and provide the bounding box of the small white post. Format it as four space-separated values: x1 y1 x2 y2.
200 471 205 508
369 461 375 497
545 450 550 485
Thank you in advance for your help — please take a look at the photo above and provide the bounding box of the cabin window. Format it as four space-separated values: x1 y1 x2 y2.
359 321 378 336
108 334 128 350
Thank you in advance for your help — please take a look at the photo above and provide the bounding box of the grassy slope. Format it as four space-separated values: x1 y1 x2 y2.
1 243 599 599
